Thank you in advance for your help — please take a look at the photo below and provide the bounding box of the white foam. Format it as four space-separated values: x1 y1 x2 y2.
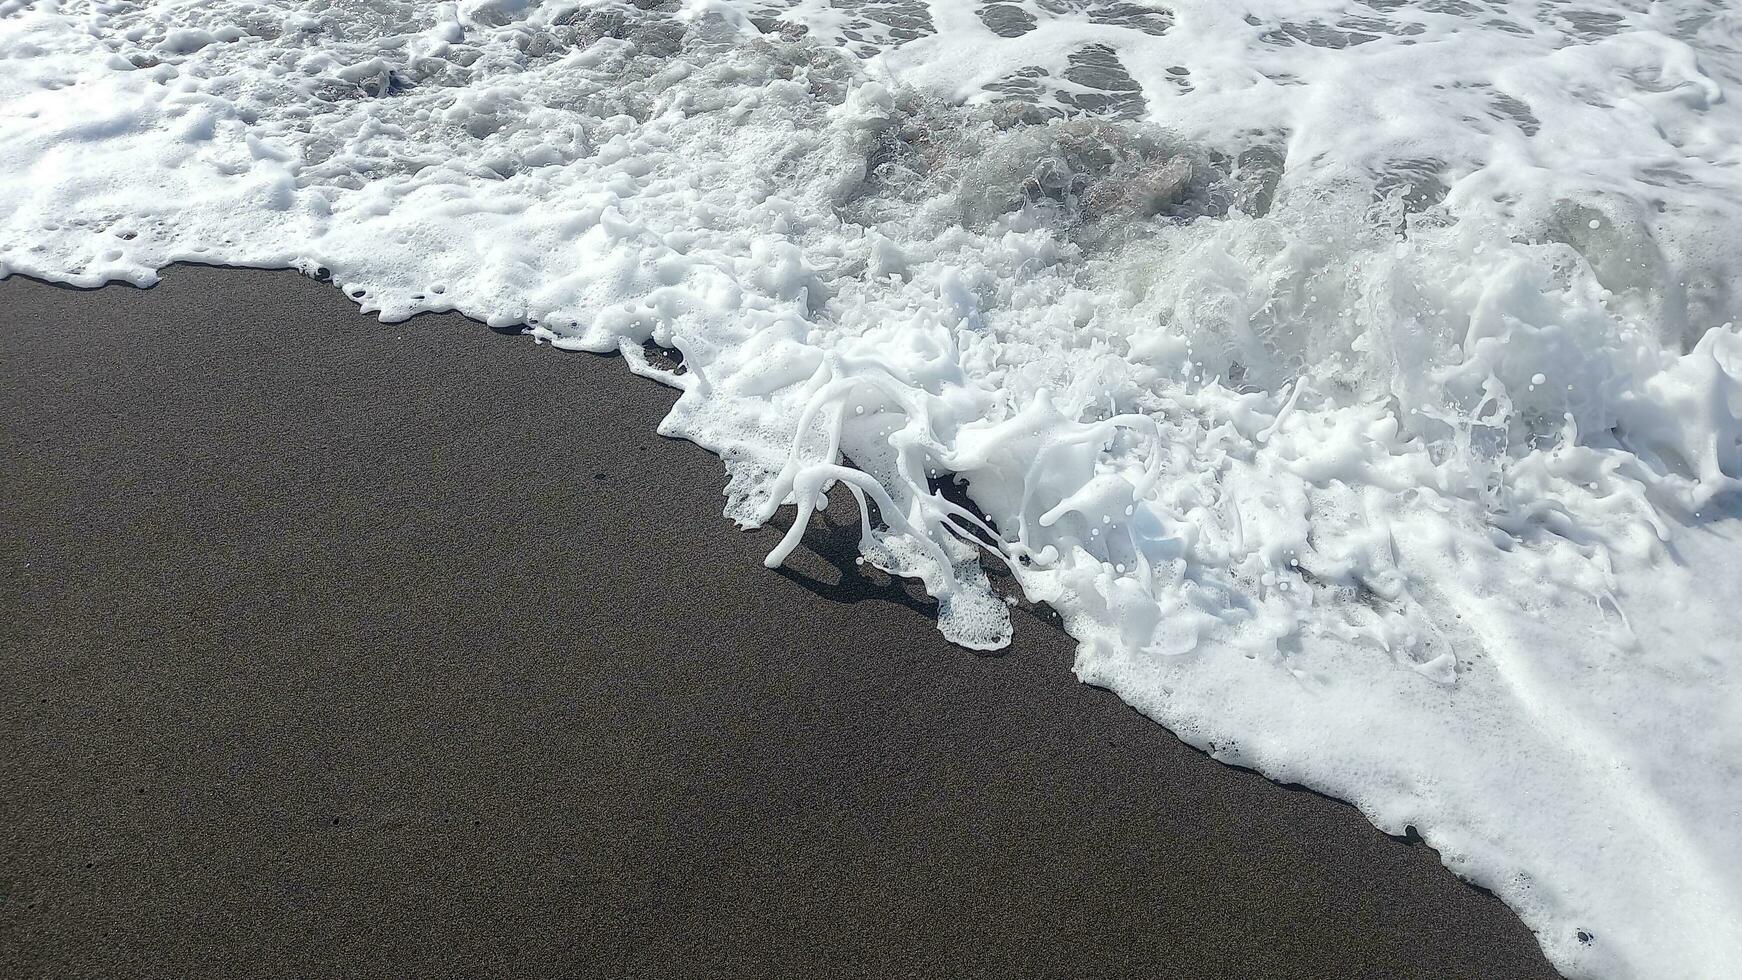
4 1 1741 974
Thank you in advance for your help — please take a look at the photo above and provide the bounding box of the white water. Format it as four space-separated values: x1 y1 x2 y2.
3 0 1741 974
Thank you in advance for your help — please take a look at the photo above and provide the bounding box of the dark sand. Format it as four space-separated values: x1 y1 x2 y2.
1 267 1556 978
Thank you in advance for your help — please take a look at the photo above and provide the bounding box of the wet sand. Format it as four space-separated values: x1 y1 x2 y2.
0 267 1557 978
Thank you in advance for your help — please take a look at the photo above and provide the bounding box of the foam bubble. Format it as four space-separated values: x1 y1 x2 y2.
3 1 1741 975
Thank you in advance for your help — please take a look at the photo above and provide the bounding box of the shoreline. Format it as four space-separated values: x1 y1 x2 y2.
1 266 1556 978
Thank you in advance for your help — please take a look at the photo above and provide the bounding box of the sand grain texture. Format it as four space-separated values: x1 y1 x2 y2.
0 268 1556 979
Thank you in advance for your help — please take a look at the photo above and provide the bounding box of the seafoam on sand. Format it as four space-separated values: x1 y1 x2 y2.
2 1 1740 975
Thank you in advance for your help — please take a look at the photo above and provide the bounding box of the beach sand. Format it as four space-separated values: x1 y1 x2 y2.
1 267 1556 978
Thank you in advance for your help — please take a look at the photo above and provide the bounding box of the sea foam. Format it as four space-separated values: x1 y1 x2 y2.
3 1 1740 975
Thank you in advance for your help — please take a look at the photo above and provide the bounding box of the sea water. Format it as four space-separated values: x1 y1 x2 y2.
2 1 1739 975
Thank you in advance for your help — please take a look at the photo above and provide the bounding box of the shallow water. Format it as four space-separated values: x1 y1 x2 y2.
3 1 1740 975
